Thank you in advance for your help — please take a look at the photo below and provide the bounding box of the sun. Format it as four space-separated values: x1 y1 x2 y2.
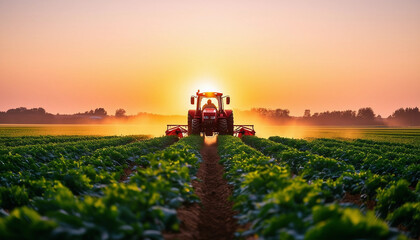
191 76 222 93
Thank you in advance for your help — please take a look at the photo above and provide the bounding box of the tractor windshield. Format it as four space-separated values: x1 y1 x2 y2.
201 97 218 110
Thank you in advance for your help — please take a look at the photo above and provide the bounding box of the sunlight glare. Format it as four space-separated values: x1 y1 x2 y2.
191 76 222 93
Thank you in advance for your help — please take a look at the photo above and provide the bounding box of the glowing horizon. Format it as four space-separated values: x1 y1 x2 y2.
1 0 419 117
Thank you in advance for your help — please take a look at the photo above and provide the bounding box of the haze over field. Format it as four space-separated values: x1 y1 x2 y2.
1 0 419 117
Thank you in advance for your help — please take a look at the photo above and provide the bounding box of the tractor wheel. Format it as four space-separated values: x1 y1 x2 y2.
188 114 192 135
218 119 228 135
191 119 201 135
227 113 234 135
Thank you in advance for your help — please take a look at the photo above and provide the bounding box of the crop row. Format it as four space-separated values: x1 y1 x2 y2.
270 137 420 156
0 136 178 210
267 136 419 185
317 138 419 155
0 135 203 239
0 136 145 175
0 135 147 159
218 135 408 240
0 135 126 147
242 136 420 238
242 136 355 180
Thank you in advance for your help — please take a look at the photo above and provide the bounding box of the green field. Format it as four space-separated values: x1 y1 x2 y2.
0 127 419 239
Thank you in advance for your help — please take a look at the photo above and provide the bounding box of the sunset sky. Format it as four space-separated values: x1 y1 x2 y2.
1 0 419 117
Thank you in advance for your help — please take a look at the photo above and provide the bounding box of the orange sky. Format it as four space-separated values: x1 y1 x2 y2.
1 0 419 117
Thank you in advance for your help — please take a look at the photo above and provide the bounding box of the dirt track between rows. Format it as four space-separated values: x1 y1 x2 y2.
164 136 237 240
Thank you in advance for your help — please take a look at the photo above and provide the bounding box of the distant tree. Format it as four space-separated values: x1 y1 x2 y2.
274 109 290 118
389 107 420 125
307 109 357 125
304 109 311 118
342 110 356 119
83 110 94 115
391 108 404 119
6 107 46 115
391 107 419 119
94 108 107 116
251 108 290 118
1 107 53 124
251 108 269 116
357 107 375 120
115 108 126 118
7 107 27 114
35 108 46 114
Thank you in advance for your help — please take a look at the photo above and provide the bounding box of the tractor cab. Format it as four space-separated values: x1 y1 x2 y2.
195 93 223 128
192 91 228 112
201 98 218 110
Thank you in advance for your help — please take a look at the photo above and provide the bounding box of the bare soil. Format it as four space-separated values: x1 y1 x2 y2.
341 192 376 210
164 136 237 240
119 162 137 182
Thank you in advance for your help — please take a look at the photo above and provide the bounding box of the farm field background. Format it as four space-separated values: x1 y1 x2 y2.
1 124 419 145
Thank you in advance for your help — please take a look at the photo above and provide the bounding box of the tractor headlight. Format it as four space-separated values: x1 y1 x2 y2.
210 116 216 119
204 116 209 119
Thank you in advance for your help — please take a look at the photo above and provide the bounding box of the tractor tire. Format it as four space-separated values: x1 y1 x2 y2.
191 119 201 135
188 114 192 135
218 119 228 135
227 113 234 135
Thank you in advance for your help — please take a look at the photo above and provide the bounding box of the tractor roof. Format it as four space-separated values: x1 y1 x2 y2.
196 91 223 97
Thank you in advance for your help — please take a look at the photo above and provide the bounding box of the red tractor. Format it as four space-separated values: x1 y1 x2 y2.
165 90 255 137
188 90 233 136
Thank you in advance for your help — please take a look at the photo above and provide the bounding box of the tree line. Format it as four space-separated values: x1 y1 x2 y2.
0 107 128 124
250 107 420 126
0 106 419 125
